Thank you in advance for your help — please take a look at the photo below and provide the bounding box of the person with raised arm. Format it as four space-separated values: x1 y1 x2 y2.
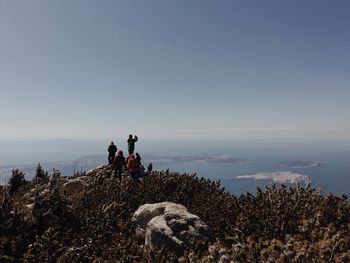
127 135 138 155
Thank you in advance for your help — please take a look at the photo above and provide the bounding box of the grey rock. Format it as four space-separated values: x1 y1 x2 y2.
132 202 211 256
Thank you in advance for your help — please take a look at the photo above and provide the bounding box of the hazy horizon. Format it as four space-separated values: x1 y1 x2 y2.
1 138 350 164
1 139 349 196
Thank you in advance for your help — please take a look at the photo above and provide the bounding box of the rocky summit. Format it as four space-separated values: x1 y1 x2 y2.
0 165 349 262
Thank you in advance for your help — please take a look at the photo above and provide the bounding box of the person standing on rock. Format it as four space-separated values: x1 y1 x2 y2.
113 150 126 180
127 135 138 155
108 141 118 165
128 154 140 180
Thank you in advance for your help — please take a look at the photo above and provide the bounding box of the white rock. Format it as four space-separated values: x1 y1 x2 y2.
133 202 188 233
145 215 184 253
132 202 211 256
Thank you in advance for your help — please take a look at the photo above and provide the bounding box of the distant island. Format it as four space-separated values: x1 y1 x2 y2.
145 154 248 165
278 160 327 168
236 171 311 184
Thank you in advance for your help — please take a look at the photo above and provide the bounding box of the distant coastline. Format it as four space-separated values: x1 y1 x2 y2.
0 154 248 184
278 160 328 168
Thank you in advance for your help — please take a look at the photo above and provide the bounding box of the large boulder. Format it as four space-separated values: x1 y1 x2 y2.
132 202 211 255
63 179 87 195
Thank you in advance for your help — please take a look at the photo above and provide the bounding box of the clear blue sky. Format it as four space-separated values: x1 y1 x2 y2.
0 0 349 141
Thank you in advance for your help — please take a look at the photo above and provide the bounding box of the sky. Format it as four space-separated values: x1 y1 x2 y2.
0 0 349 142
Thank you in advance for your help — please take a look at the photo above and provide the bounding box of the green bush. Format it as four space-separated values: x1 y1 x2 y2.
33 163 48 183
8 169 26 195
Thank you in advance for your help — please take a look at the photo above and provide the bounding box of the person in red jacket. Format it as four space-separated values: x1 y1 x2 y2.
113 150 126 180
127 154 140 180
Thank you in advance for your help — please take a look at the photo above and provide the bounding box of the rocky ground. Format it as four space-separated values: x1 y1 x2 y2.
0 165 349 262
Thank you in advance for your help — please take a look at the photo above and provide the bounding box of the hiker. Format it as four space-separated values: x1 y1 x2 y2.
108 141 117 164
113 150 126 180
135 152 141 164
147 163 153 172
139 164 146 178
128 154 140 180
127 135 138 155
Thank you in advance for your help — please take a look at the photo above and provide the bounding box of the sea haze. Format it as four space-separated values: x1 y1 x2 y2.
0 140 349 196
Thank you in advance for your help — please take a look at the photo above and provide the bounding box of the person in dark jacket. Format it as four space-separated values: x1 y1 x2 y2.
108 141 117 164
135 152 141 164
127 135 138 155
147 163 153 172
113 150 126 180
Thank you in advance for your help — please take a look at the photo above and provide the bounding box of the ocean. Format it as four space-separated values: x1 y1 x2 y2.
145 140 350 196
0 139 349 196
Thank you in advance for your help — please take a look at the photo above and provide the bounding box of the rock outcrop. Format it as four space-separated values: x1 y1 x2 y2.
63 179 87 195
132 202 212 256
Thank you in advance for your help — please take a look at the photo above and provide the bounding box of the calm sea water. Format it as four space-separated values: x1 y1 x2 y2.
144 140 349 196
0 140 349 196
